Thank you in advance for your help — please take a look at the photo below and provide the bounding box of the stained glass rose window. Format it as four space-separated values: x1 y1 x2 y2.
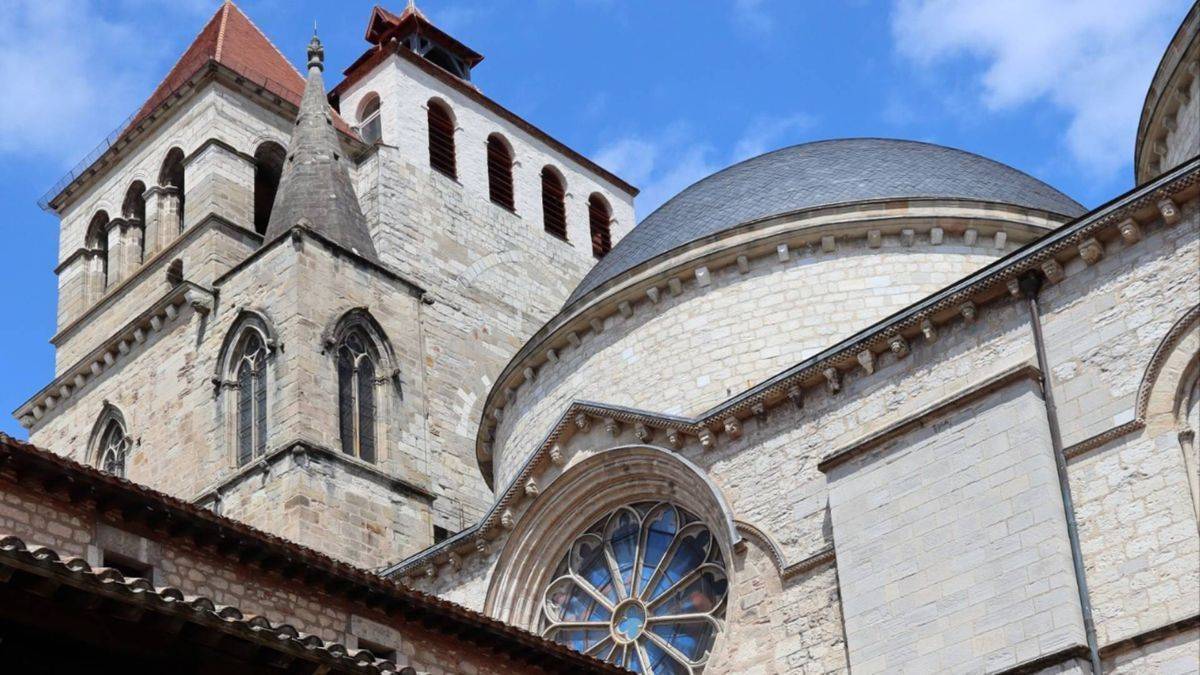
541 502 727 673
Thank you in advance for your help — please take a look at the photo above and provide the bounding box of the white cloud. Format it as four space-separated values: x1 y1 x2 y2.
0 1 214 165
594 113 817 218
891 0 1187 177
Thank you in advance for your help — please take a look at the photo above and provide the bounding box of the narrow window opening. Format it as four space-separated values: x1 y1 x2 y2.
234 331 269 466
588 193 612 258
358 94 382 145
433 525 451 544
427 100 457 179
338 330 378 463
253 142 287 235
487 134 515 211
541 167 567 240
358 637 397 664
158 148 186 233
101 550 153 580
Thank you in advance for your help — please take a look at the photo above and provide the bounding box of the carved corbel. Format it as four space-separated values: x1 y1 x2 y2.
634 423 652 443
574 412 591 432
698 428 715 450
1078 238 1103 265
1158 198 1180 225
524 479 539 498
549 444 565 466
787 385 804 409
856 350 875 374
889 335 909 358
1040 259 1065 284
960 302 977 322
665 429 682 450
823 367 841 393
1117 218 1141 244
604 418 620 436
723 417 741 439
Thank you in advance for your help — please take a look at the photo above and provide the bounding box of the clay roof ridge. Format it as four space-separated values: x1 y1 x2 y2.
213 1 230 60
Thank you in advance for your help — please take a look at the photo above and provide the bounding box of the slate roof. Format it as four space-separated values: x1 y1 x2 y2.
264 35 380 262
566 138 1086 306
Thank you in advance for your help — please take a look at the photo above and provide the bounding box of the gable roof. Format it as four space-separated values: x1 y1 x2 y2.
132 1 356 138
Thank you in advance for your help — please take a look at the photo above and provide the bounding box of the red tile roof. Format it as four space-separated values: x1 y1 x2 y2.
131 0 356 138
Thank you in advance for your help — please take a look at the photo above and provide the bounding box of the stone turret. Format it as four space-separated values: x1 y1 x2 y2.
265 32 379 262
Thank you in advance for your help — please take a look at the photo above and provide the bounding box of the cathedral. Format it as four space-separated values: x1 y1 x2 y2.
2 1 1198 672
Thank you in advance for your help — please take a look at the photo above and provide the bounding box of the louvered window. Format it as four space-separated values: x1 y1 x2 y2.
487 134 515 211
337 331 377 463
427 100 457 180
542 167 568 240
588 194 612 258
235 331 268 466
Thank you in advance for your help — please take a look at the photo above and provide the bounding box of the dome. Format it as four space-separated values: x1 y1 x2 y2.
567 138 1084 305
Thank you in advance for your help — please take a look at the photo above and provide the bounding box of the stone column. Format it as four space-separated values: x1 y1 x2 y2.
145 185 182 254
124 218 144 275
105 217 126 288
142 185 164 259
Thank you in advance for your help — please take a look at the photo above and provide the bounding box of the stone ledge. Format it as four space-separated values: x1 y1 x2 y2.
192 439 436 510
1098 613 1200 660
15 282 214 430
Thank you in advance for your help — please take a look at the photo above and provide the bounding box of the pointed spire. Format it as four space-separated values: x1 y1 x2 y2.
264 31 380 262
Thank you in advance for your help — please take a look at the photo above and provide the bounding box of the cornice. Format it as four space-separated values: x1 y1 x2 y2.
15 282 216 430
474 161 1200 486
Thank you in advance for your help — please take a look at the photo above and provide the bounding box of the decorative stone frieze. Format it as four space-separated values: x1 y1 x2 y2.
1078 238 1104 265
823 367 841 393
634 423 651 443
1118 218 1142 243
1158 197 1180 225
921 318 937 342
603 418 620 436
857 350 875 374
1041 259 1065 283
723 417 741 439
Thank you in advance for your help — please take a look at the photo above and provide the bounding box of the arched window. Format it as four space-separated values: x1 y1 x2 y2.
541 166 567 240
159 148 185 233
253 141 287 235
427 99 457 179
541 502 727 672
85 211 110 292
337 328 378 463
122 181 147 264
358 94 383 145
90 406 130 479
487 133 515 211
588 193 612 259
234 330 269 465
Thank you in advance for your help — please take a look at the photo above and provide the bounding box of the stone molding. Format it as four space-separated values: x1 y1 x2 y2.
15 282 213 430
817 363 1043 473
993 645 1091 675
1063 303 1200 460
1097 613 1200 660
51 213 258 346
1135 2 1200 182
477 158 1200 486
191 438 435 511
735 520 836 581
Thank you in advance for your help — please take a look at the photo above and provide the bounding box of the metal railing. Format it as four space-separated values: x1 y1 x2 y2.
38 57 309 213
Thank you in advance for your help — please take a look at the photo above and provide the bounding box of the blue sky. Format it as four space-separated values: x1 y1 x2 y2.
0 0 1188 438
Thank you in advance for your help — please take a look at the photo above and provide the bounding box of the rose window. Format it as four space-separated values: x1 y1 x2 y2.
541 502 728 673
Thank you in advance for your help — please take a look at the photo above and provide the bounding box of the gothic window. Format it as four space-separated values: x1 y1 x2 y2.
337 329 378 463
358 94 383 145
234 330 269 466
253 141 286 235
487 133 515 211
427 99 457 180
541 166 568 240
588 193 612 259
96 418 129 478
541 502 727 673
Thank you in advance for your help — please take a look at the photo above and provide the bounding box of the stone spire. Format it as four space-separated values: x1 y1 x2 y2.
264 31 379 262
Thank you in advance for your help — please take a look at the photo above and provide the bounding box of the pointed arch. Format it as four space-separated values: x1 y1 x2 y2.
88 403 130 478
324 308 398 464
215 310 278 467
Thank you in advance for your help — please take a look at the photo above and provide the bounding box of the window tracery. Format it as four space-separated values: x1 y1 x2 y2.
234 330 269 465
541 502 727 673
337 328 378 463
97 418 129 478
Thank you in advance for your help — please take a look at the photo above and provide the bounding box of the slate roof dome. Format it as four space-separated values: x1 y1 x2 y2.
567 138 1085 306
